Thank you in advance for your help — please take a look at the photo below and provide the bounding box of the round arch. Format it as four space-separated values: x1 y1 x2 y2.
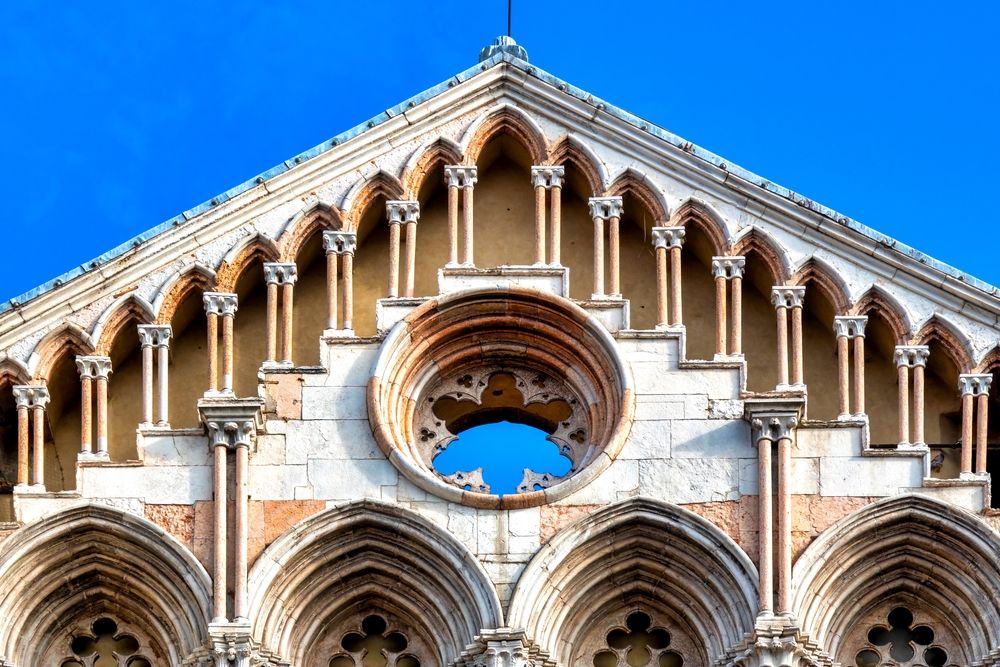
0 502 211 665
248 499 503 666
507 497 758 666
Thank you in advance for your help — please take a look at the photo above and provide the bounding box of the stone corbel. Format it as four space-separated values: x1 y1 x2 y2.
182 622 289 667
198 398 264 450
723 617 833 667
452 629 555 667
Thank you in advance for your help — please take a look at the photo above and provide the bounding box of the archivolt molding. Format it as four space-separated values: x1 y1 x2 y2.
401 136 464 199
28 322 96 381
792 494 1000 665
851 285 912 343
507 497 758 666
546 134 607 196
730 225 792 284
91 293 155 355
152 262 217 324
247 499 502 666
462 103 549 166
790 256 851 314
341 170 406 232
668 198 730 256
0 355 31 386
0 503 211 666
974 346 1000 374
605 168 670 225
215 232 281 293
911 315 975 373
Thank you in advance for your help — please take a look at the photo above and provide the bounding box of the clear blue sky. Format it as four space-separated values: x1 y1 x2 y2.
1 1 997 301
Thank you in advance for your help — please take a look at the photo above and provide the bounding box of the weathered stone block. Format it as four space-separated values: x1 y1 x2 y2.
639 458 740 503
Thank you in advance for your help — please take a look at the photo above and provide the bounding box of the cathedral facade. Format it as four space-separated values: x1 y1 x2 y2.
1 39 999 666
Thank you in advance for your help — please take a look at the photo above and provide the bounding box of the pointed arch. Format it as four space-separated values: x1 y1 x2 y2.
341 170 406 232
730 225 792 284
248 499 502 665
508 497 758 665
605 168 670 224
91 293 155 355
851 285 912 343
0 503 211 665
546 133 607 196
152 263 217 324
462 103 548 166
668 198 730 256
278 201 344 262
28 322 95 381
400 136 464 199
975 345 1000 374
215 233 281 293
790 256 851 313
793 494 1000 665
912 314 975 373
0 356 30 386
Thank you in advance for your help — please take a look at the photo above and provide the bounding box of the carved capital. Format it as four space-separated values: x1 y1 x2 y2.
13 385 50 409
652 226 685 250
204 292 239 317
833 315 867 338
530 165 565 189
262 262 297 285
771 286 805 309
137 324 172 348
198 398 263 450
323 230 358 256
75 355 112 380
386 200 420 225
746 397 804 444
452 628 555 667
959 373 993 396
444 165 478 188
712 255 746 279
895 345 930 368
588 196 624 220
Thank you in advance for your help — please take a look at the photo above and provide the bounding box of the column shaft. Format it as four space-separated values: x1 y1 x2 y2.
404 221 417 297
655 246 669 327
853 336 865 414
212 443 227 622
234 443 249 620
342 254 354 331
96 375 108 455
265 281 278 362
32 405 44 486
715 275 727 355
157 344 169 425
16 405 29 485
757 437 773 613
913 364 925 445
462 186 474 265
669 245 682 326
608 216 621 296
549 185 562 265
387 222 400 297
80 375 93 454
141 345 153 424
977 392 990 474
837 335 850 417
592 216 605 296
776 307 789 386
791 305 803 385
776 436 792 613
207 312 219 393
961 392 974 473
730 276 742 355
898 364 910 445
222 314 234 393
326 252 338 329
534 184 546 264
280 282 294 363
447 184 459 265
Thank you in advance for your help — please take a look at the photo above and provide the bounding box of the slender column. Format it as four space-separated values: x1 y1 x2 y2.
157 331 171 425
445 166 477 266
342 250 355 331
93 358 112 457
654 233 670 327
894 346 928 446
30 387 49 487
959 374 992 475
715 273 727 354
960 380 975 474
608 213 621 296
731 273 743 355
446 170 460 265
325 243 338 329
264 263 298 364
897 357 911 445
234 439 250 620
139 325 172 426
836 333 849 416
531 166 565 266
532 170 547 264
756 432 773 614
323 231 358 332
13 387 32 486
139 333 154 425
211 437 227 622
833 317 867 418
386 201 419 297
588 197 623 299
977 380 992 474
776 433 793 613
264 279 278 363
771 287 805 388
204 293 238 394
550 180 563 265
853 324 867 415
912 349 928 446
669 238 683 326
713 257 746 355
653 228 686 328
76 358 94 455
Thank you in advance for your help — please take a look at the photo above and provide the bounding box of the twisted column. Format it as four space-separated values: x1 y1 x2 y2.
712 256 745 354
771 287 806 388
588 197 624 299
323 231 358 332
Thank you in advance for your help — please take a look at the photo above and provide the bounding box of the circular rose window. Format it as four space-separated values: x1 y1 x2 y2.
368 288 634 509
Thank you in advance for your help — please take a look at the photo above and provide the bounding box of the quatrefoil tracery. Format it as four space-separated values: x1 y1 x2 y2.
592 612 684 667
328 614 421 667
855 607 950 667
60 617 151 667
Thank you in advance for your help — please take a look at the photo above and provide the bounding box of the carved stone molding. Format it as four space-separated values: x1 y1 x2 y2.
386 200 421 225
588 196 624 220
745 397 804 444
444 165 478 188
137 324 172 348
262 262 297 285
323 230 358 255
712 256 746 279
833 315 867 338
198 398 264 450
652 226 685 250
895 345 930 368
771 286 805 310
453 629 555 667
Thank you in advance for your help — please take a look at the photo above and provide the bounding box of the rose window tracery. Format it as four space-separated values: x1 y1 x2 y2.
328 614 421 667
59 617 152 667
854 607 953 667
592 612 684 667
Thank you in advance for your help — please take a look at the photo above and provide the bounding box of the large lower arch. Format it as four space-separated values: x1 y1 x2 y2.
793 494 1000 666
0 502 211 665
508 497 758 667
248 500 503 666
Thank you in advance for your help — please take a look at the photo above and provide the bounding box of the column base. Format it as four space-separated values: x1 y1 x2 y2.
713 352 744 361
775 383 806 392
896 442 928 452
960 471 990 481
203 389 237 399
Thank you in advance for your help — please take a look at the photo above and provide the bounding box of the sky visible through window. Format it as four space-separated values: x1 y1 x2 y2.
432 420 572 495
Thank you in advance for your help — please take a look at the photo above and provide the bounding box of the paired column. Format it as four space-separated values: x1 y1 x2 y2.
444 166 478 266
203 293 239 394
263 263 297 365
588 197 624 298
138 325 172 427
323 231 358 332
771 287 806 388
385 201 420 297
833 316 868 418
894 345 930 447
75 356 112 458
199 400 261 624
12 385 49 489
530 166 565 265
959 373 992 475
712 256 746 355
652 227 686 327
747 399 801 616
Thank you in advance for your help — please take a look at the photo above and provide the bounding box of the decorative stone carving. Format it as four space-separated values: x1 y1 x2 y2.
453 629 554 667
771 286 805 309
833 316 867 338
262 262 297 285
847 607 957 667
530 166 565 189
652 226 685 250
198 398 263 450
204 292 239 317
712 255 746 279
75 355 112 380
386 200 420 225
444 165 478 188
895 345 930 368
588 196 624 220
12 384 49 409
323 230 358 255
959 373 992 396
137 323 172 348
56 617 152 667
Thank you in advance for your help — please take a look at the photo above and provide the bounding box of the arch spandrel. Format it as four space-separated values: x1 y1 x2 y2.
0 502 211 665
507 497 758 667
248 499 503 666
792 494 1000 665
